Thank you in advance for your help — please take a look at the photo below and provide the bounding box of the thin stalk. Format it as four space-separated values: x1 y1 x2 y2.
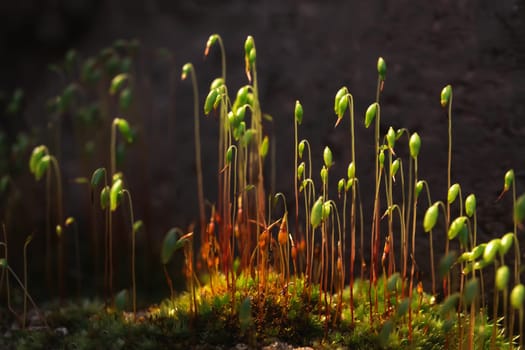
23 235 33 329
185 65 206 258
50 156 64 300
1 226 15 316
122 190 136 318
5 264 49 330
445 91 453 298
408 156 419 342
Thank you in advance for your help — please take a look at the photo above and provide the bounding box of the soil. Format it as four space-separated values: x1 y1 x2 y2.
1 0 525 293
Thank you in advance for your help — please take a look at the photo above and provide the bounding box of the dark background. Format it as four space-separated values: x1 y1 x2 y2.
1 0 525 300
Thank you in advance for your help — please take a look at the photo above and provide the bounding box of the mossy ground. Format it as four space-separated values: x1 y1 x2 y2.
0 272 511 349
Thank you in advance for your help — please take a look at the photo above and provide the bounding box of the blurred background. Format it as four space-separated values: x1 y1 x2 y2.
1 0 524 302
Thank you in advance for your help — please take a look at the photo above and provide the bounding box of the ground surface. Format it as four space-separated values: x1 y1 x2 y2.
1 0 525 292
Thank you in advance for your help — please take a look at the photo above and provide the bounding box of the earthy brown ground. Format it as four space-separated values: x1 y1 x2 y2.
1 0 525 294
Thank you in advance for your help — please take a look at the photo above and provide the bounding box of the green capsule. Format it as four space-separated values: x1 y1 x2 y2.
337 178 345 194
226 146 234 164
205 34 218 55
91 167 106 188
115 118 133 143
386 127 396 149
483 239 501 264
248 48 256 66
396 298 410 319
500 232 514 256
65 217 75 227
463 278 479 305
227 111 237 128
241 128 255 147
181 63 192 80
109 73 128 95
448 183 460 204
233 121 246 141
458 252 472 264
510 284 525 310
465 194 476 217
346 178 354 191
495 265 510 291
448 216 467 240
462 262 474 275
161 228 178 265
473 259 489 271
423 203 439 232
204 89 219 115
298 140 306 159
387 272 401 292
56 224 63 238
415 180 424 199
364 103 378 128
100 186 110 210
379 150 385 168
260 136 269 159
470 243 486 261
439 251 457 279
323 146 333 169
504 169 514 192
320 166 328 185
409 132 421 159
377 57 386 81
297 162 305 180
0 258 7 268
29 145 48 174
295 100 303 125
110 178 123 212
322 202 331 220
440 293 460 317
337 95 349 119
334 87 347 115
35 155 51 181
310 197 324 229
347 162 355 180
236 106 247 123
210 78 225 90
244 36 254 56
440 85 452 108
390 159 400 179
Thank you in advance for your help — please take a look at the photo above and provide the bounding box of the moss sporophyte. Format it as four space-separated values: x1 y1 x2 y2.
1 35 524 349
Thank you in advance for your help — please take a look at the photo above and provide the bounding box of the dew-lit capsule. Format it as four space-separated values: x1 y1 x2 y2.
347 162 355 180
448 183 460 204
496 265 510 291
310 197 323 229
295 100 303 125
500 232 514 256
465 194 476 218
448 216 467 240
440 85 452 108
510 284 525 310
364 103 378 128
409 132 421 159
298 140 306 159
482 238 501 264
323 146 333 169
377 57 386 81
423 203 439 232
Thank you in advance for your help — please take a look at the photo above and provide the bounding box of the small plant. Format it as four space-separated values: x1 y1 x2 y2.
29 144 64 298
